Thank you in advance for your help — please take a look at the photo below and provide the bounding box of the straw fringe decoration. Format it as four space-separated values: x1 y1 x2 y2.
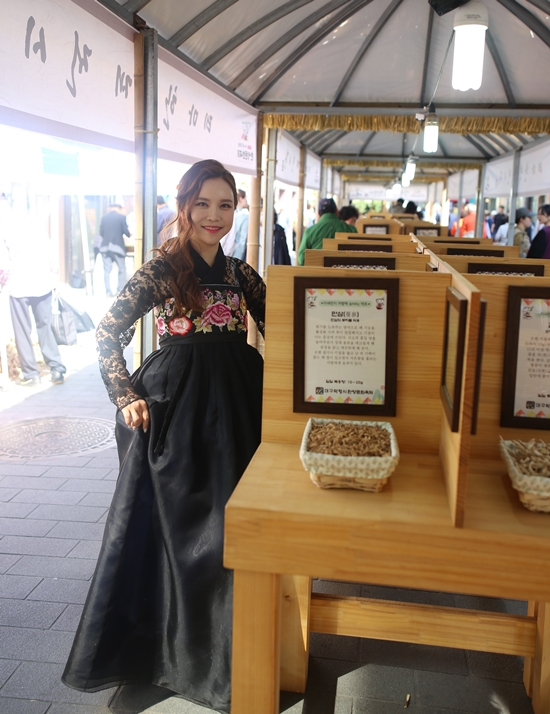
264 113 550 135
333 159 483 171
341 173 449 182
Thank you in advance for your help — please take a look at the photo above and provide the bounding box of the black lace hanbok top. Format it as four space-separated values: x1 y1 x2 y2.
96 247 266 410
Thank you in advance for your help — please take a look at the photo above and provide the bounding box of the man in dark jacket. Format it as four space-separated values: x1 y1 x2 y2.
99 204 130 297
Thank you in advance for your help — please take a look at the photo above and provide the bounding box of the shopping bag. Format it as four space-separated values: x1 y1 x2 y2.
51 292 78 346
65 302 95 333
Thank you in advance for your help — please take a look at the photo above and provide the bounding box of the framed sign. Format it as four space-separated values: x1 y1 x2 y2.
363 224 389 235
501 287 550 429
413 227 440 236
441 287 468 432
351 235 392 241
293 277 399 415
447 247 505 257
467 263 544 277
436 239 480 245
324 256 396 270
338 243 393 252
471 299 487 435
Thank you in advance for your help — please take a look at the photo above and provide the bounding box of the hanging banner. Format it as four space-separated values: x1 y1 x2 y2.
1 0 135 150
326 166 333 196
447 173 461 200
305 150 321 190
333 169 342 195
275 132 301 186
461 169 479 199
518 141 550 197
435 181 444 203
158 48 257 176
483 155 514 198
428 183 436 203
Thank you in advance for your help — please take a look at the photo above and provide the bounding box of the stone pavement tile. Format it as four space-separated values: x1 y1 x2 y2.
67 541 101 560
27 578 90 605
47 705 112 714
0 626 73 663
0 465 48 478
8 556 96 580
359 639 468 676
360 585 456 608
312 580 362 597
353 700 452 713
77 492 113 508
29 505 107 522
59 479 115 493
335 662 415 702
84 456 120 469
291 690 351 714
11 490 86 505
0 659 19 687
51 604 83 632
0 489 21 502
0 698 50 714
30 457 94 467
0 555 21 574
414 671 534 713
103 469 119 481
98 514 107 524
41 466 112 480
0 503 40 519
46 522 106 540
465 650 523 683
110 685 220 713
310 633 360 662
0 575 42 599
0 600 66 628
279 691 304 712
0 477 68 492
0 661 115 705
0 519 55 537
0 536 79 557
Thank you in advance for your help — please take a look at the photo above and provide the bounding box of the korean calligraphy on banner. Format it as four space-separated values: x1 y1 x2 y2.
275 132 301 186
158 49 257 176
517 140 550 197
1 0 135 149
483 155 514 198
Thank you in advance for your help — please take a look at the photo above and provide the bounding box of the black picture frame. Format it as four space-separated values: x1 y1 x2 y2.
293 276 399 416
467 263 545 277
501 286 550 430
324 256 396 270
363 224 390 235
440 286 468 432
338 243 393 252
447 247 505 257
412 226 441 236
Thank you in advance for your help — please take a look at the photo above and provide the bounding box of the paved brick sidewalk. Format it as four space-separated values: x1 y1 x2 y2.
0 336 535 714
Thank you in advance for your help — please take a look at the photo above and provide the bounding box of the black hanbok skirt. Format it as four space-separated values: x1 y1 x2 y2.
62 329 263 713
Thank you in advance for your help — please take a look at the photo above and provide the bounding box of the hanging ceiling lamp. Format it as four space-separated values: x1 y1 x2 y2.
405 155 417 180
452 0 488 91
401 173 411 188
423 104 439 153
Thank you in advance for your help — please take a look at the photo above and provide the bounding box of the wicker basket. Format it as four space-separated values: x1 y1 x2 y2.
499 439 550 513
299 418 399 492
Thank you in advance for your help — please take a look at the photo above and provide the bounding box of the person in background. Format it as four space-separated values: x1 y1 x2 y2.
221 189 249 262
157 195 176 245
491 205 507 238
297 198 357 266
304 202 316 228
338 204 359 227
404 200 417 215
273 212 291 265
527 204 550 258
390 198 405 214
4 215 66 386
513 207 534 258
450 204 476 237
484 210 493 239
98 204 130 297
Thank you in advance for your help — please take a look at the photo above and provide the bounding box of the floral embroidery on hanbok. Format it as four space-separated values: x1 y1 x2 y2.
154 289 247 337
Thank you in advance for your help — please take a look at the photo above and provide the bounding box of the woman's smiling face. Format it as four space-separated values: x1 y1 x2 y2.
189 178 235 258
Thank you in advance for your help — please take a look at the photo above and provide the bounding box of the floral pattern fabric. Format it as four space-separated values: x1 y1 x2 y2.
96 253 266 410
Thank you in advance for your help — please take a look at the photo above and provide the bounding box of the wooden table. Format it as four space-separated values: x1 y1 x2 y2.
225 443 550 714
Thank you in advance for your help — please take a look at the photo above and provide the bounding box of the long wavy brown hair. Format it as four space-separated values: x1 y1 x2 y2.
157 159 237 315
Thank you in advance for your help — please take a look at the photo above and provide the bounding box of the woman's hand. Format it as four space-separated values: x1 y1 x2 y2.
121 399 150 432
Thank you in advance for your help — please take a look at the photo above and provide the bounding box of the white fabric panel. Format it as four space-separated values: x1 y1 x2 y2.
305 151 321 190
428 183 436 203
340 0 430 104
435 181 444 203
402 185 428 202
348 183 387 200
326 131 366 154
276 131 301 186
518 140 550 196
158 48 257 175
1 0 134 149
333 170 342 195
461 169 480 199
447 173 461 201
483 155 514 198
139 0 211 43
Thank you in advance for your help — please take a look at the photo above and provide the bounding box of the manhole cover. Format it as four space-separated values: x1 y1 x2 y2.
0 417 116 460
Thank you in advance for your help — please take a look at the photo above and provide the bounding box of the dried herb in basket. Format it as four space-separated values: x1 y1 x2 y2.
502 438 550 478
307 422 391 457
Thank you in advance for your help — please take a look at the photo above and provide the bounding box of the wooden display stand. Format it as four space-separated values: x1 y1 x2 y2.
356 217 404 235
225 264 550 714
304 248 431 271
326 238 417 253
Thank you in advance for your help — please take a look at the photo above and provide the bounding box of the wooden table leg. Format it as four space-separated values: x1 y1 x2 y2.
231 570 281 714
280 575 311 693
531 601 550 714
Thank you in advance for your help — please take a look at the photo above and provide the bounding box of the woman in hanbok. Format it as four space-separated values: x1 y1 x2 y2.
62 159 265 713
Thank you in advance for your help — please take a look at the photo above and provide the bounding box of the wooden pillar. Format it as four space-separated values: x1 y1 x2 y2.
262 128 277 278
246 113 263 349
280 575 311 693
531 601 550 714
475 163 486 238
231 570 281 714
133 28 158 369
295 145 306 259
